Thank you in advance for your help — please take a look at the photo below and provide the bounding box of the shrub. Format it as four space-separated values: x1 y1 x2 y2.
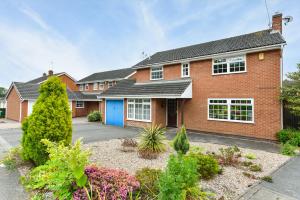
277 129 300 146
188 152 219 180
21 77 72 166
218 145 241 166
121 138 138 152
22 139 90 199
138 125 166 159
261 176 273 183
173 125 190 154
249 164 262 172
245 153 256 160
280 142 298 156
73 165 140 200
87 111 102 122
135 168 162 199
1 146 24 170
242 161 253 167
158 154 210 200
242 172 256 179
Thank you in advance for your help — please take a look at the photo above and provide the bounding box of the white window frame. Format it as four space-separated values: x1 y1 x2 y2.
93 82 98 90
212 55 247 75
76 101 85 108
79 84 84 91
85 84 89 91
150 66 163 80
127 98 151 122
99 83 104 90
207 98 254 124
108 82 113 88
181 63 190 78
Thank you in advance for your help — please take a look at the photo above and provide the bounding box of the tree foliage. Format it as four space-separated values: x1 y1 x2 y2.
21 76 72 165
0 87 7 98
281 63 300 116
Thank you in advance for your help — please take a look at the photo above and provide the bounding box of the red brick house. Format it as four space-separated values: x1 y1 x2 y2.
5 70 101 122
100 13 286 140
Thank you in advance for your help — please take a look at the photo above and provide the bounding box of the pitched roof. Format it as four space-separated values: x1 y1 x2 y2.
100 79 192 98
27 72 63 84
77 68 135 83
10 82 97 101
133 29 286 68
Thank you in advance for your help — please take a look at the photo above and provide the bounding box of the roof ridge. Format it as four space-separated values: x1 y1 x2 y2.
155 29 271 54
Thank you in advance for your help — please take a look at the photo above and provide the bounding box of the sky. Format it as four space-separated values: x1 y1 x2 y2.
0 0 299 88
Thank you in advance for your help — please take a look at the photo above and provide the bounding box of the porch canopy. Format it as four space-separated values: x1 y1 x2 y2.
100 79 192 99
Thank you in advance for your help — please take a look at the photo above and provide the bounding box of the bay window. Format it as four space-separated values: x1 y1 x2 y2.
213 56 246 75
208 98 253 123
127 99 151 121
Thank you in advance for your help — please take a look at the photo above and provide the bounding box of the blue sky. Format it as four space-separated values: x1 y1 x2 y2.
0 0 299 88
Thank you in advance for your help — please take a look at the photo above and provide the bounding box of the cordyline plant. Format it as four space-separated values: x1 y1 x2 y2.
281 63 300 117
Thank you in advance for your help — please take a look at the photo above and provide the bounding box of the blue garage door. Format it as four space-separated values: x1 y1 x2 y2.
106 100 124 127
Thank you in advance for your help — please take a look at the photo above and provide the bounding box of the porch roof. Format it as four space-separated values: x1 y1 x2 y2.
100 79 192 98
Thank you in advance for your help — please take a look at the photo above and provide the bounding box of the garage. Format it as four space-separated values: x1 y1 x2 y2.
105 99 124 127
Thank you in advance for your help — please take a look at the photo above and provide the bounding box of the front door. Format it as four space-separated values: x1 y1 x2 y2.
167 99 177 127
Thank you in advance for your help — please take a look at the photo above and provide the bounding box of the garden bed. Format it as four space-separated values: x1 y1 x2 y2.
84 139 290 200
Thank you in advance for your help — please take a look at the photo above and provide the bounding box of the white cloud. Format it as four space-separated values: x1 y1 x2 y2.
19 6 51 31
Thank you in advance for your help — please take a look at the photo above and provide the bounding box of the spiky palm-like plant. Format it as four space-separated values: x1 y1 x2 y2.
138 125 166 159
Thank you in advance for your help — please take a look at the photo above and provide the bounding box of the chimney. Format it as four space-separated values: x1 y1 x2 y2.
43 72 47 77
272 12 282 33
48 70 53 76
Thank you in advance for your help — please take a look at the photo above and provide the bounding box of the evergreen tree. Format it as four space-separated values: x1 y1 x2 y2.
281 63 300 116
173 125 190 154
22 76 72 165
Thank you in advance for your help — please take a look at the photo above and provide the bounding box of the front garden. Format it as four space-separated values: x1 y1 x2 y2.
0 76 298 200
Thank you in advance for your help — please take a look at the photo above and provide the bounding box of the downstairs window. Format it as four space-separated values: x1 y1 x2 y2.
208 98 253 123
127 99 151 121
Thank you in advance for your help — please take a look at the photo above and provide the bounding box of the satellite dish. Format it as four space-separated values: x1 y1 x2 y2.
283 16 293 25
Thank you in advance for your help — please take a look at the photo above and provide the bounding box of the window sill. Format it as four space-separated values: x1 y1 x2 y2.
207 118 254 124
75 107 85 109
127 119 152 123
212 71 247 76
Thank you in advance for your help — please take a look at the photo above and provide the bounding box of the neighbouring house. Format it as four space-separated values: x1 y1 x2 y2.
75 68 136 118
100 13 286 140
0 98 6 109
5 70 100 122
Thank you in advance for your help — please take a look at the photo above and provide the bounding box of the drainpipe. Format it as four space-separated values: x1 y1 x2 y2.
181 99 185 126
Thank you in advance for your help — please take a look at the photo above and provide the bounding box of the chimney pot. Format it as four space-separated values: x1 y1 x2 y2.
48 70 53 76
272 12 283 33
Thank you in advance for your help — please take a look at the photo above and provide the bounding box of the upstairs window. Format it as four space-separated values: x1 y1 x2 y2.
85 84 89 90
93 82 98 90
79 84 84 91
181 63 190 77
108 82 113 88
99 83 104 90
213 56 246 75
151 66 163 80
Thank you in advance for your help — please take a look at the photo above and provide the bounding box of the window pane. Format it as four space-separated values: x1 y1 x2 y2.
209 101 228 120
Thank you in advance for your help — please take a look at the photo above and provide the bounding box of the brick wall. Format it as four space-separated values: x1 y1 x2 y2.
59 74 77 91
21 101 28 122
6 86 21 121
134 50 281 140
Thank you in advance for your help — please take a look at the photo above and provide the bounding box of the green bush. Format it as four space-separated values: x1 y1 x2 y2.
249 164 262 172
261 176 273 183
173 125 190 154
280 142 297 156
277 129 300 146
218 145 241 166
22 139 90 199
1 146 23 170
158 154 210 200
135 167 162 199
188 152 220 180
87 111 102 122
21 76 72 166
138 125 166 159
245 153 256 160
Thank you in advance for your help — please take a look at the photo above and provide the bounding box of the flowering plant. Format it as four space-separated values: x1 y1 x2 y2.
73 165 140 200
